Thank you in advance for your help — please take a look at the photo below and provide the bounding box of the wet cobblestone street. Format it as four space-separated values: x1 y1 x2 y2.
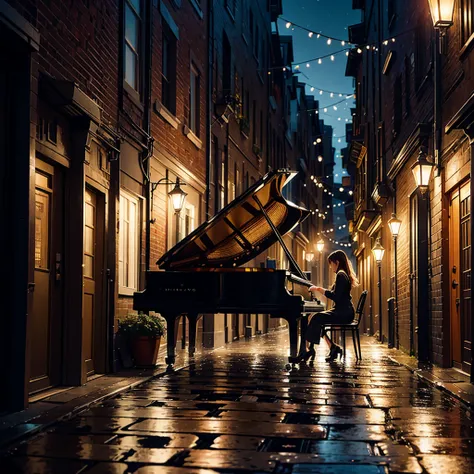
2 331 474 474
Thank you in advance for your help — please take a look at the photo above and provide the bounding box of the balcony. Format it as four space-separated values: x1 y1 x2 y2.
348 23 366 45
354 209 379 233
371 181 390 207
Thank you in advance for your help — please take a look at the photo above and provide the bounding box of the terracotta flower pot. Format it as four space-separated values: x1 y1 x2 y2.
131 336 161 367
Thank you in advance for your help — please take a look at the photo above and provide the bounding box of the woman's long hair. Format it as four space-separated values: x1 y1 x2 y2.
328 250 359 288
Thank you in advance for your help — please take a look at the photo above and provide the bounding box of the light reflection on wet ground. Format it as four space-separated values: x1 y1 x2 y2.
1 331 473 473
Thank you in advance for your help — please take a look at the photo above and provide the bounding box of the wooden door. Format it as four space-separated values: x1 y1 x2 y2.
30 162 64 393
449 182 472 373
83 187 104 376
410 193 419 357
449 188 462 367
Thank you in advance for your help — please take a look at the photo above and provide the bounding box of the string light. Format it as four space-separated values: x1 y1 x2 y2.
279 16 349 43
279 16 411 51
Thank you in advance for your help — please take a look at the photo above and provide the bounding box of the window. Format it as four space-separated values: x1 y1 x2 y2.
179 203 195 241
249 10 254 43
254 25 260 59
252 100 257 144
461 0 474 45
404 56 411 117
376 122 384 182
241 0 247 35
393 75 402 136
223 33 232 95
219 150 226 209
124 0 142 92
119 190 139 294
162 24 177 113
189 63 200 136
235 164 241 196
415 20 432 89
387 0 395 27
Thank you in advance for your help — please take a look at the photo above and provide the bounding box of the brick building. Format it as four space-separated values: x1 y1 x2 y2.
346 0 473 381
0 0 327 412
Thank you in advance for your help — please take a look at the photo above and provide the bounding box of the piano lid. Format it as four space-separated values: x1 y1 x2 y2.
157 169 310 270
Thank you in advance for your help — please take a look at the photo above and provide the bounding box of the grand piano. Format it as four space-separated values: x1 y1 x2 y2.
133 169 324 367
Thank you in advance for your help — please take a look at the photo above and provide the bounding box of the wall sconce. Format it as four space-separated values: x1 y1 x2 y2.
428 0 455 29
411 149 435 194
150 177 187 223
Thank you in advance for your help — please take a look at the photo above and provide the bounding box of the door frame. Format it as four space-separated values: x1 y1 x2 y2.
29 157 65 394
83 183 107 376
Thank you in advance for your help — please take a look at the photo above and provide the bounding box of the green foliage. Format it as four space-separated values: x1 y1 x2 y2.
118 312 166 338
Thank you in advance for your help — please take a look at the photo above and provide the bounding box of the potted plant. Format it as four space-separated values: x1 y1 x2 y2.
118 313 166 367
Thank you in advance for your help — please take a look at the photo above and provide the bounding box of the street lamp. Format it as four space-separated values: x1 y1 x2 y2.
388 214 402 349
305 251 315 262
428 0 455 174
411 149 435 194
316 239 325 253
372 238 385 343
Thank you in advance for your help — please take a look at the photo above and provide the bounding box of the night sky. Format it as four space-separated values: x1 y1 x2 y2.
279 0 361 176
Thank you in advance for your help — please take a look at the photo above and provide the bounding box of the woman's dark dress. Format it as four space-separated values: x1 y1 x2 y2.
305 270 355 344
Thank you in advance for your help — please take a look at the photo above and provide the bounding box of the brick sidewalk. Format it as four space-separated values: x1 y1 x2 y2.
1 330 473 473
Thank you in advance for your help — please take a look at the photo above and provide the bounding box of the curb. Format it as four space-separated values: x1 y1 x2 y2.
388 355 473 411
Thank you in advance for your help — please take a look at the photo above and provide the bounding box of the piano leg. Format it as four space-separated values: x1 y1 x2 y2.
287 317 300 364
187 313 199 357
299 315 308 358
163 313 179 367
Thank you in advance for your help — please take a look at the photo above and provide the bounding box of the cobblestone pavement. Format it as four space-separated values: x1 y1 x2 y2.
2 331 474 473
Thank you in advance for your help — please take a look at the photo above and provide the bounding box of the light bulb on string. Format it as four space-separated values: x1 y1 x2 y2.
286 22 291 28
318 59 322 64
331 55 335 61
327 38 332 45
308 31 313 38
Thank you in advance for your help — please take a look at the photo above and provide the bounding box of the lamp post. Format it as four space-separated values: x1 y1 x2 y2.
316 239 325 286
388 214 402 349
372 238 385 342
428 0 455 174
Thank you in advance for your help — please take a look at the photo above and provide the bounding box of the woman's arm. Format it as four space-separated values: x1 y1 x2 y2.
324 272 349 304
309 285 326 294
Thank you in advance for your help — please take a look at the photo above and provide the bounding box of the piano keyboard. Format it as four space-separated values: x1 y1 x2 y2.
303 301 325 313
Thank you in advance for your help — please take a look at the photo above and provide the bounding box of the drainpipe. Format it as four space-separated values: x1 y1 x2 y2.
144 0 154 271
206 0 214 219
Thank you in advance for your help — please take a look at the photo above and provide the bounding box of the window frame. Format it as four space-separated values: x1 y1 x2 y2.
162 22 177 114
118 189 141 296
124 0 142 95
189 62 201 137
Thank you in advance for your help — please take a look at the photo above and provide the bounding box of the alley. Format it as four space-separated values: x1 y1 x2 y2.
2 330 474 474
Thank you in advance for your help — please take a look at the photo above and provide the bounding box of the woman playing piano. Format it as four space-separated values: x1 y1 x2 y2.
302 249 359 362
